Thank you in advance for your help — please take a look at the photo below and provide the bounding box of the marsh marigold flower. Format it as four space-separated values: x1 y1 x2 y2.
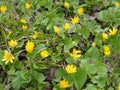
25 41 35 53
63 22 70 30
8 40 18 48
77 7 84 15
102 32 108 41
72 41 77 45
64 2 70 8
65 64 77 74
22 25 27 30
54 26 60 34
59 79 69 88
104 46 110 56
7 31 12 39
32 31 38 39
40 50 49 58
0 5 7 13
70 48 81 60
118 83 120 90
2 50 14 64
109 27 118 35
20 19 27 24
71 16 79 24
25 2 31 9
114 2 119 7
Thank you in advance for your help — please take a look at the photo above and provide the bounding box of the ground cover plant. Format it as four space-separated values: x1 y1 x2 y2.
0 0 120 90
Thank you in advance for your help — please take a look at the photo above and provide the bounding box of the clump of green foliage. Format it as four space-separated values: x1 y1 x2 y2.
0 0 120 90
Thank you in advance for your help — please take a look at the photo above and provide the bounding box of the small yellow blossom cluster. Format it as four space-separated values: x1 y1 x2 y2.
2 50 14 64
102 27 117 41
25 2 31 9
0 5 7 13
59 79 69 88
71 16 79 24
8 40 18 48
104 45 111 56
20 2 32 30
40 50 49 59
65 64 77 74
70 48 81 60
77 7 84 15
54 26 61 35
25 40 49 59
64 2 70 8
72 41 77 45
59 64 77 88
20 18 27 30
25 41 35 53
114 2 120 7
102 32 108 41
32 31 38 39
109 27 118 36
63 22 70 30
63 2 84 26
64 2 84 15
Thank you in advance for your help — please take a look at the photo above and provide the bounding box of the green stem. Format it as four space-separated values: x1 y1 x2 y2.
0 24 8 49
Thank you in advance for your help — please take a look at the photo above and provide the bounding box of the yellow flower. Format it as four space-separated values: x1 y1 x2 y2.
118 83 120 90
20 19 27 24
71 16 79 24
32 31 38 39
0 5 7 13
8 40 18 48
54 26 60 34
109 27 118 35
102 32 108 41
92 42 96 47
7 31 12 39
59 79 69 88
70 48 81 60
25 41 35 53
22 25 27 30
72 41 77 45
2 50 14 64
40 50 49 58
25 2 31 9
64 2 70 8
114 2 119 7
63 22 70 30
104 46 110 56
77 7 84 15
65 65 77 74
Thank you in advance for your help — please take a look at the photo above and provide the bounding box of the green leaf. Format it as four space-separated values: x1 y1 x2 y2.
9 70 31 90
108 87 114 90
0 84 5 90
31 70 45 82
64 37 72 52
74 68 87 90
78 27 90 39
83 84 97 90
45 0 53 10
55 68 67 81
91 75 107 88
0 50 4 65
85 47 99 61
38 0 47 6
113 68 120 74
80 59 97 76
